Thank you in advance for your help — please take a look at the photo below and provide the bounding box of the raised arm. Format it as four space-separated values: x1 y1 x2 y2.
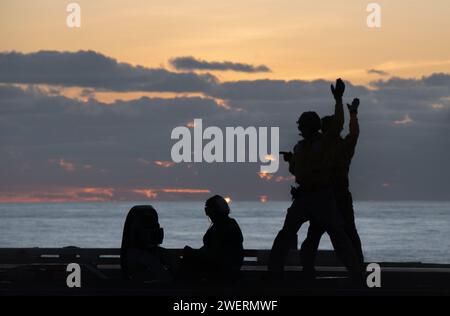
344 98 360 159
326 78 345 139
346 98 360 144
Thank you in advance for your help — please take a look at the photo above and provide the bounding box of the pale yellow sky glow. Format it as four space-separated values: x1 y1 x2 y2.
2 0 450 86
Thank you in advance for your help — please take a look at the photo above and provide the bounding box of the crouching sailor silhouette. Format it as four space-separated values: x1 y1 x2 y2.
121 205 174 283
176 195 244 284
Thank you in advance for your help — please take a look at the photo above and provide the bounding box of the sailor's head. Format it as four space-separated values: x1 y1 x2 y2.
297 111 321 139
126 205 164 248
204 195 230 223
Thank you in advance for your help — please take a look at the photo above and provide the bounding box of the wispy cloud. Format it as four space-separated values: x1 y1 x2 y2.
367 69 390 76
161 188 210 193
49 159 94 173
170 56 271 73
132 189 158 199
258 172 274 181
393 114 414 125
55 159 76 172
154 160 176 168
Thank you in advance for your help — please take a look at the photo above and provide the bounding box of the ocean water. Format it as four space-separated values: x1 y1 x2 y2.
0 201 449 264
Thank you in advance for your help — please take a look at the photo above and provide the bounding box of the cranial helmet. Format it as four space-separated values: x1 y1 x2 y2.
297 111 321 133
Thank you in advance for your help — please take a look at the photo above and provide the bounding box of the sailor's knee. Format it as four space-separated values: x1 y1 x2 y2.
344 224 359 235
277 227 297 241
326 226 348 242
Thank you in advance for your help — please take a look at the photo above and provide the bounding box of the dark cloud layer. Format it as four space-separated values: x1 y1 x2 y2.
0 51 218 93
1 51 450 201
170 56 271 73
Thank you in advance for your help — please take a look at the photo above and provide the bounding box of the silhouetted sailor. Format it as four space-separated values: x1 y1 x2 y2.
176 195 244 283
269 78 363 283
300 98 364 277
121 205 173 282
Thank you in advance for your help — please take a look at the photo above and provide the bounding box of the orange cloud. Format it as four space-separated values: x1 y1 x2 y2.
258 172 294 183
131 187 210 200
154 160 176 168
275 175 295 182
81 187 114 197
258 171 273 181
264 155 276 162
161 188 210 193
214 98 231 110
0 186 214 203
0 187 115 203
49 158 76 172
132 189 158 199
49 159 94 173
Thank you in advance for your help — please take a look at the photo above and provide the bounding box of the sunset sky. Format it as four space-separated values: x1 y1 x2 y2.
2 0 450 84
1 0 450 202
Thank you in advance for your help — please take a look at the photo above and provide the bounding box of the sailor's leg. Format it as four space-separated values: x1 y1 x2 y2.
175 248 208 283
311 189 363 282
327 227 363 282
299 221 325 274
338 190 364 265
268 198 308 273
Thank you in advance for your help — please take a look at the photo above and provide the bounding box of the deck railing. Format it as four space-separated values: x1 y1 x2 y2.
0 247 340 269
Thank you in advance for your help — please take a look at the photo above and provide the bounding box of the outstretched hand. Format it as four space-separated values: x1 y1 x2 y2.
331 78 345 101
280 151 293 162
347 98 360 114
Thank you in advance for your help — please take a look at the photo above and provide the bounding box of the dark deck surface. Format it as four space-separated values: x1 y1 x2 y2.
1 248 449 296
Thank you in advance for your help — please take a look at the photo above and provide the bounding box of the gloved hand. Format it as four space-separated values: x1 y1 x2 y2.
347 98 360 114
331 78 345 101
280 151 293 162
